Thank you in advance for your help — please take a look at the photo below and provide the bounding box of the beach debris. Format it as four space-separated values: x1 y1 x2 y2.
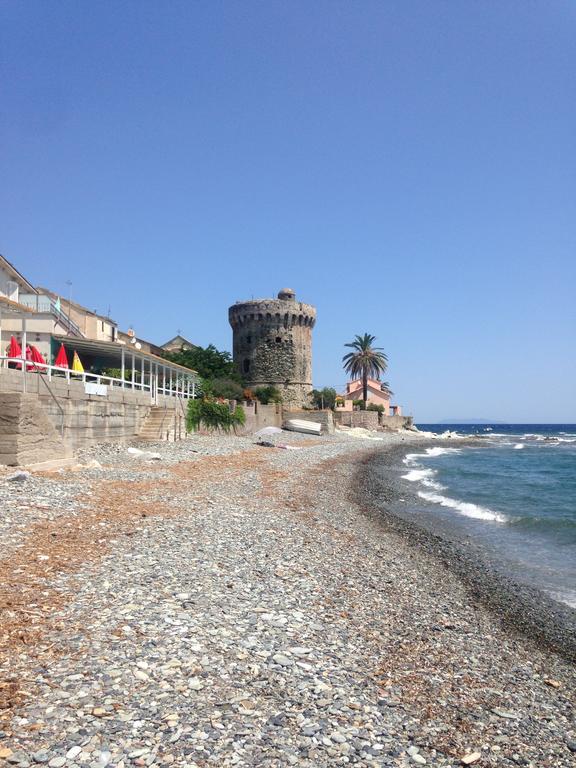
254 426 283 436
337 427 384 441
461 753 481 765
544 678 561 688
256 440 301 450
6 470 31 482
127 446 162 461
491 707 522 719
69 459 103 472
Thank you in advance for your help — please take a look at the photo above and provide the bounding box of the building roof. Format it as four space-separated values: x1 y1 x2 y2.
37 287 117 325
161 334 196 349
0 255 37 294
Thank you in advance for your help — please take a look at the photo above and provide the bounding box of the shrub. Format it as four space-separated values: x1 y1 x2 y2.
309 387 337 410
253 385 282 405
352 399 365 411
367 403 385 414
187 399 246 433
208 378 244 400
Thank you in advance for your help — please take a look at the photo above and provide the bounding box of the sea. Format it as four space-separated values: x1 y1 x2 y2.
401 424 576 609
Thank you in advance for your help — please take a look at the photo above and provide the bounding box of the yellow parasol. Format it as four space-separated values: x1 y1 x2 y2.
72 351 84 373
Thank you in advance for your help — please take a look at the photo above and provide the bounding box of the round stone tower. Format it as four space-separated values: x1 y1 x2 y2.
228 289 316 407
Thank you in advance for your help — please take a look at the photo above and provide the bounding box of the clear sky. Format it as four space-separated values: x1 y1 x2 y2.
1 1 575 422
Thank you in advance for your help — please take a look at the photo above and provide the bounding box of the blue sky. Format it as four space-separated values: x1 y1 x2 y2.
1 1 575 421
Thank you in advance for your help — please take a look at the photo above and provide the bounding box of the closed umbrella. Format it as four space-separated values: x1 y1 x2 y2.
72 351 84 373
54 343 69 368
29 345 47 366
7 336 22 369
28 345 47 372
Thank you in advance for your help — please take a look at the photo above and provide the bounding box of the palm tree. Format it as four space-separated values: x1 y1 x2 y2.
343 333 388 409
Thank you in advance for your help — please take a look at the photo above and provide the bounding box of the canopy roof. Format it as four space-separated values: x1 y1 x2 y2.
51 335 198 377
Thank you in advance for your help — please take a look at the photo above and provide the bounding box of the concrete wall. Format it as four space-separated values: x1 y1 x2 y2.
236 402 282 435
0 368 186 452
0 391 71 466
333 410 380 430
333 410 412 431
283 409 335 434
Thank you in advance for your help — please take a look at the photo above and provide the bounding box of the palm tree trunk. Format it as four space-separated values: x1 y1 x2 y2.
362 370 368 410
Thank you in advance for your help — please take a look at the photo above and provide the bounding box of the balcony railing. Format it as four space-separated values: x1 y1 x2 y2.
18 296 83 336
0 356 198 400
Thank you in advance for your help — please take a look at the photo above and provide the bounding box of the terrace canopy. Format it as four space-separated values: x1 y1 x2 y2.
50 335 199 399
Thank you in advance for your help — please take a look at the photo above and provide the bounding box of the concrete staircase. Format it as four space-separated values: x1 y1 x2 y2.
138 403 188 442
138 406 172 442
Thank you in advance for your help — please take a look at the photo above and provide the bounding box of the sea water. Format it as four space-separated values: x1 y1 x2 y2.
403 425 576 608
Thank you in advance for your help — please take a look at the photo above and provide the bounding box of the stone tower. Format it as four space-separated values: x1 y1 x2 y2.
228 288 316 407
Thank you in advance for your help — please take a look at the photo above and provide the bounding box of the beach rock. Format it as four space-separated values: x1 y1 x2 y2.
461 753 482 765
7 471 31 482
48 758 66 768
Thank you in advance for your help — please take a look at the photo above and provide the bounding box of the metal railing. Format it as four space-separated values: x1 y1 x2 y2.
0 357 198 400
37 373 65 436
18 296 84 336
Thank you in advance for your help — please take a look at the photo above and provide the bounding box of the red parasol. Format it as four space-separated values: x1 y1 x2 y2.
29 345 47 366
25 345 46 372
7 336 22 369
8 336 22 359
54 343 69 368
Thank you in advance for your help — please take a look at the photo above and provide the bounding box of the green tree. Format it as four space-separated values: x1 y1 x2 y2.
253 385 283 405
342 333 388 410
164 344 241 382
309 387 337 410
208 378 245 400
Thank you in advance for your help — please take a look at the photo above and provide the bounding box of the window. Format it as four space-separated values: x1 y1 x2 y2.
275 336 282 343
243 359 251 373
246 335 252 344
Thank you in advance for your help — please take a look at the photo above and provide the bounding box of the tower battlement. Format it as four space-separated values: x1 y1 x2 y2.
228 289 316 407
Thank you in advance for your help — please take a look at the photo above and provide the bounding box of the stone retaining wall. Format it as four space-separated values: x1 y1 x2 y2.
0 392 72 466
0 369 187 454
333 410 412 431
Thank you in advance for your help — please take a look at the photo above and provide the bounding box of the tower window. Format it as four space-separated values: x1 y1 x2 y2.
243 359 251 373
275 337 282 343
246 335 252 344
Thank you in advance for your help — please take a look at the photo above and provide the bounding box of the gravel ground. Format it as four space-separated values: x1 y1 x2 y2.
0 432 574 768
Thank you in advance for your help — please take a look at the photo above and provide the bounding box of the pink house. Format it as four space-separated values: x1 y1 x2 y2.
335 378 403 417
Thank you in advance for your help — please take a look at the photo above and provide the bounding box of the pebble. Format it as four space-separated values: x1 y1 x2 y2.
461 753 482 765
0 432 574 768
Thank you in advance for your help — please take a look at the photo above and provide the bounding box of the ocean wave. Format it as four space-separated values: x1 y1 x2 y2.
417 490 507 523
425 446 462 458
401 468 444 491
403 446 461 467
514 443 524 450
549 589 576 610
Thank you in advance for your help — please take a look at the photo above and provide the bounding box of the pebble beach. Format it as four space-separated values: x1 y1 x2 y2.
0 432 575 768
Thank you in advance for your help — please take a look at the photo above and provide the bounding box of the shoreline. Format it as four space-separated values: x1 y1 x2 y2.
1 431 575 766
354 441 576 665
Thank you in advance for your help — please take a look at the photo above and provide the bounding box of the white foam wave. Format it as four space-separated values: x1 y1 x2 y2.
425 446 462 457
513 443 524 450
401 468 444 491
417 490 507 523
549 589 576 610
